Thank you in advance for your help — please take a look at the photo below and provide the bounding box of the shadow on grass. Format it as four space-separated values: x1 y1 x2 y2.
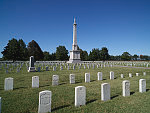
86 99 97 105
130 92 135 95
146 89 150 92
114 77 117 79
14 86 27 90
40 84 50 88
76 81 82 84
103 78 107 80
52 105 70 112
91 80 96 82
111 95 119 99
59 82 66 85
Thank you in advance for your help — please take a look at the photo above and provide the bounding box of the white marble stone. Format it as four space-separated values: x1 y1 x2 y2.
32 76 39 88
70 74 75 84
46 66 49 71
38 90 52 113
121 74 124 78
136 73 139 76
139 79 146 93
28 56 36 72
75 86 86 107
97 72 102 81
143 72 146 76
53 66 56 71
122 80 130 97
85 73 90 82
52 75 59 86
110 71 114 80
4 77 13 90
129 73 132 77
37 67 41 72
101 83 110 101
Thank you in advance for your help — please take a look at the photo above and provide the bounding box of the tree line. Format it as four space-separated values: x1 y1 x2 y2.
1 38 150 61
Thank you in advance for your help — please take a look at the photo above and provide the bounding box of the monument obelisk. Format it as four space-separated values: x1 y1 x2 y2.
67 18 81 63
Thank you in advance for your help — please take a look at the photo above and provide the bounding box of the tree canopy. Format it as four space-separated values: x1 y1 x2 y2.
56 46 68 61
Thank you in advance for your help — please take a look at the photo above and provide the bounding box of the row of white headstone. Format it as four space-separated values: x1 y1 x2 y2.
4 71 146 90
38 79 146 113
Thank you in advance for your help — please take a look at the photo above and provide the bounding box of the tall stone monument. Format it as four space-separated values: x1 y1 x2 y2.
67 18 81 63
28 56 36 72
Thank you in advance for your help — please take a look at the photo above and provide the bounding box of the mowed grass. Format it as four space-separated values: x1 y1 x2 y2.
0 65 150 113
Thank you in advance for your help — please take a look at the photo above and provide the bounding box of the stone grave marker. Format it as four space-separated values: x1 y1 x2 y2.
129 73 132 77
97 72 102 81
101 83 110 101
38 90 52 113
70 74 75 84
110 71 114 80
143 72 146 76
32 76 39 88
136 73 139 76
139 79 146 93
121 74 124 78
46 66 49 71
75 86 86 107
4 77 13 90
0 97 1 113
52 75 59 86
85 73 90 83
122 80 130 97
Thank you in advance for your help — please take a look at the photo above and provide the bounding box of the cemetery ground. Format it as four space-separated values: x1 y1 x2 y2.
0 65 150 113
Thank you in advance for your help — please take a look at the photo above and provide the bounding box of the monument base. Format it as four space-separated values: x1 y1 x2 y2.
28 67 36 72
67 59 82 64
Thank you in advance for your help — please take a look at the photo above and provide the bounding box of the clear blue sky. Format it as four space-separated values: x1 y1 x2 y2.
0 0 150 58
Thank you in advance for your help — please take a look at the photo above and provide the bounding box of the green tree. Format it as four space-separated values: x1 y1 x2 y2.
132 54 139 61
18 39 28 60
1 38 20 61
56 46 68 61
89 48 100 61
27 40 44 61
121 52 131 61
77 47 88 61
43 51 51 61
100 47 110 61
50 53 56 61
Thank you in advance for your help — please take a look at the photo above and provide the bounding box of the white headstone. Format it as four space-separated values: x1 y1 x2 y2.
53 66 56 71
4 77 13 90
101 83 110 101
75 86 86 107
32 76 39 88
136 73 139 76
70 74 75 84
139 79 146 93
122 80 130 97
37 67 41 72
46 66 49 71
85 73 90 83
52 75 59 86
110 71 114 80
121 74 124 78
129 73 132 77
143 72 146 76
38 90 52 113
97 72 102 81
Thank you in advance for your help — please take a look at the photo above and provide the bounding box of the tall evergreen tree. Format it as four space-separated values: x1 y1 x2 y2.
89 48 100 61
56 46 68 61
1 38 20 61
27 40 44 61
100 47 110 61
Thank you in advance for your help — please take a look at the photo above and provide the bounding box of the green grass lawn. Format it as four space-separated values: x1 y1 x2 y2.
0 65 150 113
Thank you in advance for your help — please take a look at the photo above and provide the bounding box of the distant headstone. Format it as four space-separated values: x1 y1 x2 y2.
53 66 56 71
67 66 69 70
32 76 39 88
97 72 102 81
38 90 52 113
60 66 63 70
139 79 146 93
129 73 132 77
121 74 124 78
85 73 90 82
110 71 114 80
4 77 13 90
52 75 59 86
28 56 36 72
136 73 139 76
70 74 75 84
143 72 146 76
75 86 86 107
101 83 110 101
73 65 75 70
122 80 130 97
